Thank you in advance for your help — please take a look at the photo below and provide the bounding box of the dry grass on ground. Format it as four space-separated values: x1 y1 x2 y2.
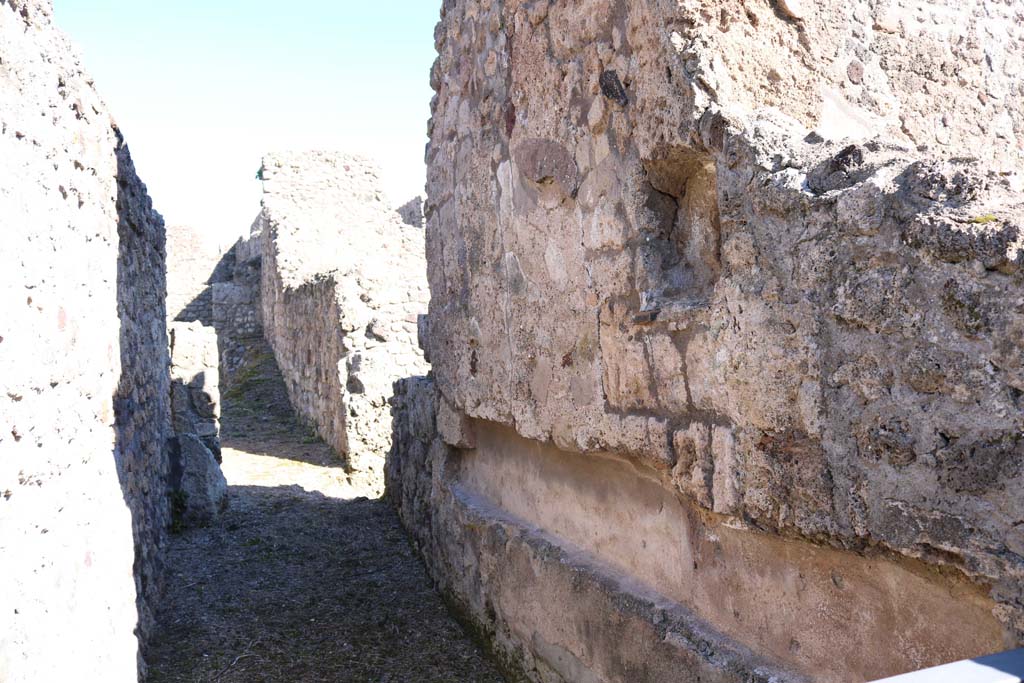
147 346 507 683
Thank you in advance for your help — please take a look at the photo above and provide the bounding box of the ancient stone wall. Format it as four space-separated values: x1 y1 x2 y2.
113 142 172 666
212 216 264 381
165 225 231 528
396 0 1024 680
0 0 171 678
397 196 426 228
388 379 808 683
260 152 429 491
167 322 227 526
166 224 233 326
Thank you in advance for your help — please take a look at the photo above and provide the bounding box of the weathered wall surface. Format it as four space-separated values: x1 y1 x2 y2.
113 142 172 665
165 226 231 527
407 0 1024 680
166 224 234 326
260 152 429 491
0 0 170 679
213 216 264 382
388 378 798 683
167 322 227 526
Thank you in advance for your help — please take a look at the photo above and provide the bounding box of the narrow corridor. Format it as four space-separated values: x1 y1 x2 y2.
147 350 506 683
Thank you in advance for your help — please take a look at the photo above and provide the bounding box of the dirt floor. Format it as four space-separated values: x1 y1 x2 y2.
146 346 507 683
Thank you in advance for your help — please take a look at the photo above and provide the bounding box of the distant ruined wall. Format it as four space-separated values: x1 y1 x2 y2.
167 322 227 527
165 227 231 528
260 152 429 491
0 0 171 679
166 224 233 326
261 241 349 451
394 0 1024 681
212 218 263 382
397 195 426 228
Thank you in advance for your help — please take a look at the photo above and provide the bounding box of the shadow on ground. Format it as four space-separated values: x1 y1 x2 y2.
147 479 506 683
147 334 507 682
219 340 341 469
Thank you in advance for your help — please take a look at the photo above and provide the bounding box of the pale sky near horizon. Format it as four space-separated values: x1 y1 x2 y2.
54 1 438 244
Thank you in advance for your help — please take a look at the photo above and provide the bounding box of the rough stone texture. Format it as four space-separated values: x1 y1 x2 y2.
388 378 798 683
166 224 233 326
168 434 227 527
211 219 264 384
0 0 170 678
410 0 1024 680
389 379 1012 683
397 195 426 228
260 152 429 492
114 140 172 669
167 322 227 526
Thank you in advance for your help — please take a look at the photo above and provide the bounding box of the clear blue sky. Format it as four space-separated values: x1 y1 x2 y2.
54 1 439 242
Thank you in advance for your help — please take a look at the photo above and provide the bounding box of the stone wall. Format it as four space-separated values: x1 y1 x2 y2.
166 224 233 326
165 213 262 390
113 141 172 667
0 0 171 679
396 196 426 228
395 0 1024 681
167 322 227 526
212 216 264 381
260 152 429 491
165 224 230 528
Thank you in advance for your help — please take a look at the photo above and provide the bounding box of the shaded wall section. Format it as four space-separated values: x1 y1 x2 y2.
113 140 172 666
212 217 263 381
166 321 227 527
